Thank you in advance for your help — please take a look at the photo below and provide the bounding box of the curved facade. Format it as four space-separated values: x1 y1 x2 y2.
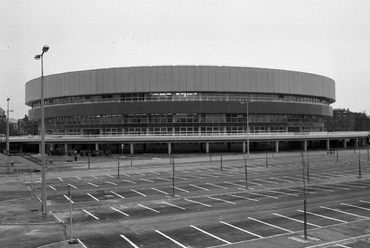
26 66 335 137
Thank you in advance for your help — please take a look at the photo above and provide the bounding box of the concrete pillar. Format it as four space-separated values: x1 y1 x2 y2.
275 141 279 153
64 143 68 152
95 143 99 150
355 139 359 147
168 142 171 154
242 142 246 153
206 142 209 154
343 139 347 149
227 142 231 152
303 140 307 151
326 140 330 151
19 144 23 153
39 144 42 154
130 143 134 155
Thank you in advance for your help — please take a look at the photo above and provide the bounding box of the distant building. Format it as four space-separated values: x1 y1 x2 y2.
326 108 370 131
0 107 5 121
18 115 38 135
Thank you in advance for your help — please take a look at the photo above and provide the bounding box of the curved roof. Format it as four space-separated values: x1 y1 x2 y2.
25 65 335 104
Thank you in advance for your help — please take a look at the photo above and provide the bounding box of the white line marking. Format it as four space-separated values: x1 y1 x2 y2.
75 176 81 180
248 217 294 233
155 230 188 248
37 196 42 202
305 186 333 192
87 193 99 201
68 184 77 189
174 176 188 180
284 188 316 194
162 201 186 210
189 184 209 191
267 190 299 197
120 234 139 248
341 203 370 211
338 183 366 189
58 177 63 181
228 194 258 202
149 171 160 175
184 198 212 208
49 211 62 223
140 178 154 183
82 209 99 220
208 196 236 204
273 213 321 228
131 189 147 197
220 221 263 238
173 186 189 193
151 187 169 195
224 181 245 187
138 204 159 213
248 192 279 199
110 191 125 199
111 207 129 217
123 179 136 184
135 172 146 176
105 181 118 185
283 176 300 180
254 178 279 184
26 186 31 191
90 175 98 179
269 177 295 183
120 172 131 177
320 206 368 219
63 195 74 203
88 182 99 187
336 244 352 248
240 180 263 186
77 239 87 248
49 185 56 191
297 210 347 223
105 174 115 179
206 182 227 189
191 225 231 244
320 185 351 191
157 177 171 182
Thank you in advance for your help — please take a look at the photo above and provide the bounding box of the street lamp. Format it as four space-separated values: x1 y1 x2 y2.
241 101 252 158
6 98 10 171
34 45 49 215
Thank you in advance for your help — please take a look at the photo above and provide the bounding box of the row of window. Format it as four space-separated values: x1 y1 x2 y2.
31 92 331 108
46 114 323 126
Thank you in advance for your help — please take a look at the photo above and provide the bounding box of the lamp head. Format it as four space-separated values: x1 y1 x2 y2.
7 98 10 101
34 55 41 60
42 45 49 53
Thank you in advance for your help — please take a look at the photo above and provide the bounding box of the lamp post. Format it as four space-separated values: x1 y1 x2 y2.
241 101 251 158
6 98 10 171
35 45 49 215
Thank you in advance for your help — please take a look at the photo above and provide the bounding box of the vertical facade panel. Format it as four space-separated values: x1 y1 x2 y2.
149 67 158 92
215 67 223 91
164 66 172 92
186 66 194 91
250 68 258 93
208 66 216 91
229 67 237 92
81 70 90 95
90 70 97 94
171 66 180 92
157 66 165 92
96 70 104 94
142 67 150 92
107 68 115 94
65 73 71 96
179 66 187 91
113 68 122 93
135 67 143 93
128 67 136 92
266 69 275 93
73 72 79 96
201 66 209 91
236 67 244 92
194 66 202 91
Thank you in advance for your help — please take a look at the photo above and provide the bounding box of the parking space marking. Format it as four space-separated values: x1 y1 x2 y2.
283 176 300 181
123 179 136 184
88 182 99 187
173 186 190 193
240 180 263 186
26 186 31 191
285 188 316 194
208 196 236 205
341 203 370 211
189 184 209 191
82 209 99 220
220 221 263 238
305 186 334 192
190 225 232 244
360 200 370 205
37 196 42 202
90 175 98 179
135 172 146 176
254 178 279 184
151 187 169 195
321 185 351 191
131 189 147 197
149 171 160 175
63 195 74 203
228 194 258 202
338 183 366 189
110 191 125 199
105 174 115 179
140 178 154 183
223 181 245 187
49 185 56 191
111 207 129 217
138 204 160 213
155 230 188 248
105 181 118 186
267 190 299 197
207 182 228 189
120 172 131 177
269 177 295 183
297 210 347 223
157 177 171 182
87 193 99 201
162 201 186 210
120 234 139 248
273 213 321 228
248 192 279 199
75 176 81 180
336 244 351 248
174 176 188 180
184 198 212 208
320 206 368 219
58 177 63 181
68 183 78 189
248 217 294 233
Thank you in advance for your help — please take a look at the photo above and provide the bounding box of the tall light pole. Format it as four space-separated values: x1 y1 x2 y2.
35 45 49 215
241 101 251 158
6 98 10 171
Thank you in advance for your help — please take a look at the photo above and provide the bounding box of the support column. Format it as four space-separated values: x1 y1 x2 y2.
206 142 209 154
303 140 307 151
343 139 347 149
242 142 246 153
168 143 171 155
130 143 134 155
39 144 42 154
19 144 23 153
95 143 99 150
355 139 359 147
64 143 68 153
326 140 330 151
275 141 279 153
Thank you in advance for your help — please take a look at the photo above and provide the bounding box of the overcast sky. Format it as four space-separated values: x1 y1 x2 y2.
1 0 370 118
